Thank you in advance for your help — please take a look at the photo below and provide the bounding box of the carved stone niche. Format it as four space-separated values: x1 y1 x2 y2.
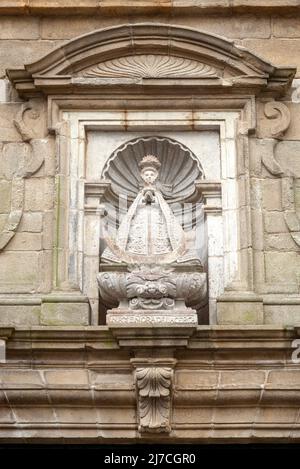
96 137 208 333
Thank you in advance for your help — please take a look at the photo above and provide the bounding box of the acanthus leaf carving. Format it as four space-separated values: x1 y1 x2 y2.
0 103 45 252
78 55 219 80
135 366 173 433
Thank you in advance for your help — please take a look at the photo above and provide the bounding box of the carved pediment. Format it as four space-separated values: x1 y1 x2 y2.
7 23 295 97
77 55 220 79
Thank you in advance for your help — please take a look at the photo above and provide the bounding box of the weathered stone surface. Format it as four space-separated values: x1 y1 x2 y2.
264 212 287 234
265 233 298 251
264 305 300 325
40 14 271 40
44 370 89 386
0 17 39 39
24 178 54 211
281 104 300 140
274 140 300 176
176 370 218 388
0 305 40 325
242 38 300 77
217 300 264 325
265 252 300 283
0 40 65 76
40 302 90 326
18 212 43 233
0 251 40 292
6 232 42 251
0 181 11 213
273 16 300 38
0 104 22 142
263 179 282 211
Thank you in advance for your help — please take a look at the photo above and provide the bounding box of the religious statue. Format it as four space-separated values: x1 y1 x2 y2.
101 154 200 265
97 154 207 324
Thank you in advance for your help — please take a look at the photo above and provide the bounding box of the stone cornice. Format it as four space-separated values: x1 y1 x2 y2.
4 325 299 362
1 1 300 16
7 24 295 98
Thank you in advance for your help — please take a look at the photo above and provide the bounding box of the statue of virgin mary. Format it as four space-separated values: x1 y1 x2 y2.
101 154 200 266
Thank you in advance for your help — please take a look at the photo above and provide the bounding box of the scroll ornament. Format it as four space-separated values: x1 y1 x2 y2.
0 103 45 251
260 101 300 247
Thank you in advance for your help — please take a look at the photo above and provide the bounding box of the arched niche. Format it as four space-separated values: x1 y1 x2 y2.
6 24 296 326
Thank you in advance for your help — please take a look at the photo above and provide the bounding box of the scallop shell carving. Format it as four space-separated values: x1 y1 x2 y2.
102 136 204 203
80 55 218 79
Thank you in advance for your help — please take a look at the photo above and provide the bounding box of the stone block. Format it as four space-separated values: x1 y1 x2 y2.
0 17 39 39
19 212 43 233
264 251 300 283
13 407 57 424
176 370 218 388
0 251 41 292
0 305 40 325
55 407 98 424
0 408 15 423
264 212 287 234
220 370 265 387
275 140 300 175
217 300 264 325
213 407 256 424
24 177 54 211
173 408 213 424
178 14 271 39
41 17 117 39
257 407 298 424
268 370 300 386
41 302 90 326
264 233 298 251
7 232 42 250
0 369 43 386
273 16 300 38
90 372 133 388
264 305 300 325
44 370 89 386
262 179 282 211
0 40 65 77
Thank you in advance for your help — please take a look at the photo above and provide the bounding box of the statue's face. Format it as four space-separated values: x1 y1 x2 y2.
141 168 158 184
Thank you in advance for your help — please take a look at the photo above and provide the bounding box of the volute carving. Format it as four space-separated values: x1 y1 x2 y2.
0 103 45 251
260 102 300 248
263 101 291 139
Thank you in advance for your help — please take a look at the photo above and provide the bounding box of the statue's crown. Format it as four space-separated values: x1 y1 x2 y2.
139 154 161 171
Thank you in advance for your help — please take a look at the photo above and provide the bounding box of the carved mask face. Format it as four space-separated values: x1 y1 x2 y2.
141 168 158 184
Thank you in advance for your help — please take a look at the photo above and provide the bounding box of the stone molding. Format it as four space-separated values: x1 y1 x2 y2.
1 1 300 16
0 326 299 442
7 24 295 97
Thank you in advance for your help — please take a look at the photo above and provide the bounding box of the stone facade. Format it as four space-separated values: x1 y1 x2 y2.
1 1 300 443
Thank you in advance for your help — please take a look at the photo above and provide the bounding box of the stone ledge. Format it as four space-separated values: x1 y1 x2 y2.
1 1 300 16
